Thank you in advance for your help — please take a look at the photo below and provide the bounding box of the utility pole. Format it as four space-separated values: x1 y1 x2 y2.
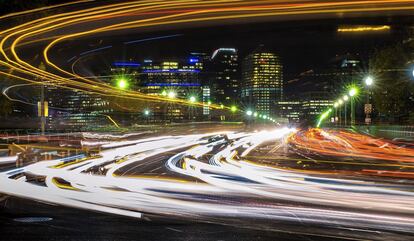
351 97 355 126
344 104 347 126
40 84 45 135
38 62 47 136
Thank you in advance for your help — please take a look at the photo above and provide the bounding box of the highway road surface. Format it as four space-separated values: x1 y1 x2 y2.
1 127 414 240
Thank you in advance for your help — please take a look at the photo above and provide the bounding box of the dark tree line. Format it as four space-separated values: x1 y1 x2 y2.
369 38 414 124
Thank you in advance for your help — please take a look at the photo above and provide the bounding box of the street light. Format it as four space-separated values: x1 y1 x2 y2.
168 91 176 99
343 95 349 126
349 87 358 126
343 95 349 101
143 109 150 124
189 96 196 103
253 112 258 117
364 77 374 125
333 102 339 125
349 87 358 97
161 90 167 96
230 105 237 112
116 78 128 89
246 110 253 116
364 76 374 86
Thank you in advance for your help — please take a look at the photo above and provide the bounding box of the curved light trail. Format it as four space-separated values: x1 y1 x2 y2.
289 128 414 163
1 128 414 239
1 0 414 113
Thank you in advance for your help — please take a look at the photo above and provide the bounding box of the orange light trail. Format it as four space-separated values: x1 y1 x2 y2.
289 128 414 163
1 0 414 111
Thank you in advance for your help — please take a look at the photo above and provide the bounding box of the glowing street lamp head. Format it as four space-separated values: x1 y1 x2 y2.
117 78 128 89
338 99 344 105
364 76 373 86
144 109 150 116
207 100 212 105
253 112 258 117
349 87 358 97
262 115 267 119
246 110 253 116
343 95 349 101
230 105 237 112
189 96 196 103
161 90 167 96
333 102 339 108
168 91 176 99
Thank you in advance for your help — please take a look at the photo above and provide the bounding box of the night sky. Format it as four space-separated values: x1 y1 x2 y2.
65 15 412 83
2 0 413 83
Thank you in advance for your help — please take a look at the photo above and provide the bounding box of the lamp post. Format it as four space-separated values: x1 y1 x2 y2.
343 95 349 126
333 102 339 126
188 95 196 121
348 87 357 126
338 99 343 126
246 110 253 126
230 106 237 121
163 90 176 124
364 76 373 125
144 109 150 124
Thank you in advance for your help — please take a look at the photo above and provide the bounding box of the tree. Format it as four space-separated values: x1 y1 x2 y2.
369 43 414 124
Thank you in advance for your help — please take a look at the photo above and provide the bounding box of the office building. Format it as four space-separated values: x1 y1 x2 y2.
241 48 283 118
210 48 240 107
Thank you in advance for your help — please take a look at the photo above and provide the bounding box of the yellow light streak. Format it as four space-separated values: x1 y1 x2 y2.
337 25 391 32
1 0 413 113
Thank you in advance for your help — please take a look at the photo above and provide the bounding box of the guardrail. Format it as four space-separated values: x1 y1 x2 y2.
353 125 414 140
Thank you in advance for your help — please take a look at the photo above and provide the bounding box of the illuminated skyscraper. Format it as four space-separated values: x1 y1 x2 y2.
210 48 239 106
241 48 283 117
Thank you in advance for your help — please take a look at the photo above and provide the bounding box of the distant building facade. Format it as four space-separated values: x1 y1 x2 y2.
210 48 239 106
241 48 283 118
279 53 363 124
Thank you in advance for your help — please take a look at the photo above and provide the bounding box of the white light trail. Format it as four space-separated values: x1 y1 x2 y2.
1 128 414 237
